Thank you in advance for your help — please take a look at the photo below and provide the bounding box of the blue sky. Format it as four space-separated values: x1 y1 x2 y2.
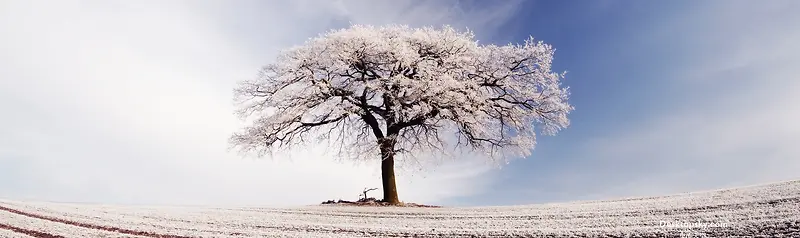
453 0 800 206
1 0 799 207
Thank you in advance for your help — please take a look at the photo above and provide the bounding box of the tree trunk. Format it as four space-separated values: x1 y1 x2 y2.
380 141 400 205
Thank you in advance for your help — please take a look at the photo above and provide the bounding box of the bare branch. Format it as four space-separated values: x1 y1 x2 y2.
230 24 572 165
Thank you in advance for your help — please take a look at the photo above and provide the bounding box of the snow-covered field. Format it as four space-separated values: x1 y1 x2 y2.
1 180 799 238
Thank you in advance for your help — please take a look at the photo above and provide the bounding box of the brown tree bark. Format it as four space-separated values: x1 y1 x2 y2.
380 139 400 205
380 152 399 205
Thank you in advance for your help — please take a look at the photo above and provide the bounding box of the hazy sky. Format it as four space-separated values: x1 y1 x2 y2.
1 0 798 207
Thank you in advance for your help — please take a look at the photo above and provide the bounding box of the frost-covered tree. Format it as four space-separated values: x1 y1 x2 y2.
230 25 573 205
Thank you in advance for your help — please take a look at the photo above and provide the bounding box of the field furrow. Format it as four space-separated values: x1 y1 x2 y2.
0 209 153 238
0 224 39 238
1 179 799 237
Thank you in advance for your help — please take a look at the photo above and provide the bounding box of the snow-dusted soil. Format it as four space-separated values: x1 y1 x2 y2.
1 180 799 237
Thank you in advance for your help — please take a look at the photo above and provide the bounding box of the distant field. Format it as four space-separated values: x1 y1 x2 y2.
2 180 799 237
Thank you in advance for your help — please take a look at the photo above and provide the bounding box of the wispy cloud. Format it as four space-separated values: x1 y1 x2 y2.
446 1 800 206
6 1 794 208
0 0 521 206
529 1 800 202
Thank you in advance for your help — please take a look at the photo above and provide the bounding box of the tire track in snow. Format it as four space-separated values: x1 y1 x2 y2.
0 205 190 238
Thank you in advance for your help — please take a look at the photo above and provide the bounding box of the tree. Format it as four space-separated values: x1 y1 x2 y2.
229 25 573 205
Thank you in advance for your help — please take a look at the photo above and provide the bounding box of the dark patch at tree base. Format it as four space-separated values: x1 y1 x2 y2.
320 197 442 208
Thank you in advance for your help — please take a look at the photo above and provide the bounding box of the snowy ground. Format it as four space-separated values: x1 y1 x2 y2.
1 180 799 237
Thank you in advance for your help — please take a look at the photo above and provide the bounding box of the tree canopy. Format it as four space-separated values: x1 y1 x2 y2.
229 25 573 204
231 24 572 160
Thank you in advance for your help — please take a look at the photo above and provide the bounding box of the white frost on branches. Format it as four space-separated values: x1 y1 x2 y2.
230 25 573 165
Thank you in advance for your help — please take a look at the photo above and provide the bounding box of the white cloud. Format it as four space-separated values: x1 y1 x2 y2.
0 0 521 206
